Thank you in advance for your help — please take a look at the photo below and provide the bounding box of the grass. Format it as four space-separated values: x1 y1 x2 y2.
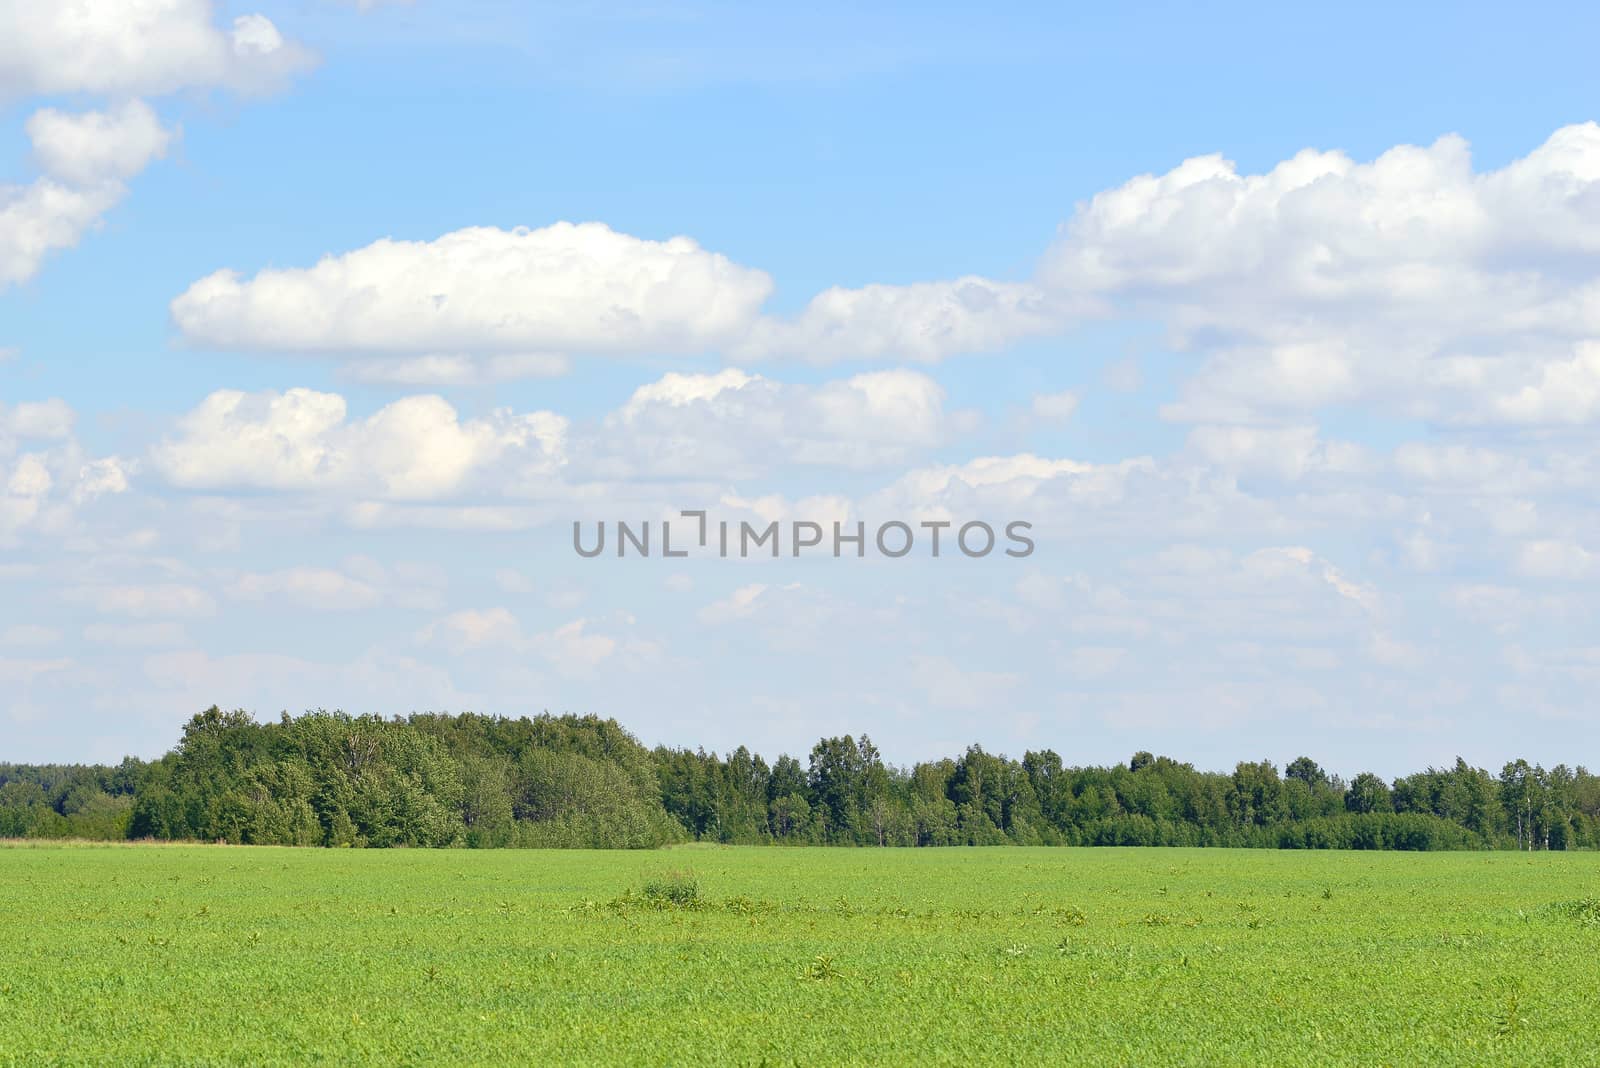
1 843 1598 1065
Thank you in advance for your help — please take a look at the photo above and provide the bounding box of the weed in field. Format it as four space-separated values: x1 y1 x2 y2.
1545 897 1600 927
640 869 700 908
803 954 845 982
1493 992 1526 1039
722 895 776 915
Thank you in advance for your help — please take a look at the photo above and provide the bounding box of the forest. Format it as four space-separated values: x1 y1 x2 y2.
2 708 1597 850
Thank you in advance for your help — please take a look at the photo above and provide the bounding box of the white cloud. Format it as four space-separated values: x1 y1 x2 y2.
151 120 1600 411
27 101 176 186
417 607 522 650
1479 342 1600 425
0 180 122 287
0 0 314 99
142 371 972 528
0 3 307 286
736 277 1067 364
1245 546 1379 614
2 101 177 287
171 223 774 371
170 215 1079 372
1185 424 1368 481
72 457 133 503
1037 123 1600 426
0 400 132 545
152 388 567 499
871 452 1159 530
534 620 617 672
589 368 956 477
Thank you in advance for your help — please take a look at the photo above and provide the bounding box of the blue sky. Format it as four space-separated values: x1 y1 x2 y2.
5 1 1600 776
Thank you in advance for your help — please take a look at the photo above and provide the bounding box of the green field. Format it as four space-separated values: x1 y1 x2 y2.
2 844 1597 1065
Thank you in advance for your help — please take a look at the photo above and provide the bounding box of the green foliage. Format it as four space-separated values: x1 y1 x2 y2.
69 708 683 849
7 710 1600 851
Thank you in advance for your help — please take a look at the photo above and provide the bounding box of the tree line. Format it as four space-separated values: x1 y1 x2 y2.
3 708 1597 850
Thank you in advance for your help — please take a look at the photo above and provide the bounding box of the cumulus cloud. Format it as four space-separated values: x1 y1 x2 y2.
26 101 177 186
152 388 567 500
143 370 974 526
585 367 959 477
0 179 123 287
2 101 177 287
735 277 1068 364
0 3 308 286
170 220 1075 372
0 400 132 545
1478 342 1600 425
1185 425 1369 481
0 0 314 99
170 223 774 366
1040 123 1600 427
870 452 1158 528
158 122 1600 401
0 399 74 444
